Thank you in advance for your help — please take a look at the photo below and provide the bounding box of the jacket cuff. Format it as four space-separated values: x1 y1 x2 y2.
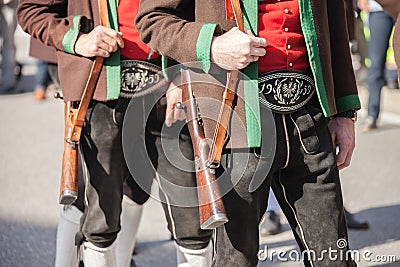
196 23 221 73
335 94 361 114
62 15 84 54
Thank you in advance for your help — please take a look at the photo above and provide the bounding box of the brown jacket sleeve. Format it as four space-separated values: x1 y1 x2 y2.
29 38 58 64
17 0 88 53
345 0 356 41
328 0 358 101
136 0 203 63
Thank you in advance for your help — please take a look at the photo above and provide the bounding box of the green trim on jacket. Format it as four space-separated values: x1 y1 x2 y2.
336 94 361 113
298 0 331 117
196 23 219 73
105 0 120 100
242 0 261 147
195 2 262 147
62 15 83 54
162 56 170 80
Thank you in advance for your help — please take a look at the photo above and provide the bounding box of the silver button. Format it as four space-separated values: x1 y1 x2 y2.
287 44 291 49
289 62 293 67
284 27 289 32
284 8 289 14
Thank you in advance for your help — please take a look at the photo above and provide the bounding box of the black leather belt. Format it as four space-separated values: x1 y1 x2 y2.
120 60 161 98
258 70 316 114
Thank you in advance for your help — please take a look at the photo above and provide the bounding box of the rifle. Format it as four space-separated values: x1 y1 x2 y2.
58 0 109 205
178 68 229 230
208 0 244 167
58 99 79 204
176 0 244 229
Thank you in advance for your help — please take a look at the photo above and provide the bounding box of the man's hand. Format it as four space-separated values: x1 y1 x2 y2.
165 79 186 127
328 117 356 170
74 26 124 58
210 27 267 70
357 0 370 12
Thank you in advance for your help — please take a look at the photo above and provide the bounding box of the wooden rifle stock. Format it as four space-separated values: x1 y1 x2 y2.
57 0 108 205
179 69 229 230
59 102 79 204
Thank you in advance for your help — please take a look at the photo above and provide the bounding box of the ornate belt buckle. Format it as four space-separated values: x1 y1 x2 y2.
258 70 316 113
120 60 161 98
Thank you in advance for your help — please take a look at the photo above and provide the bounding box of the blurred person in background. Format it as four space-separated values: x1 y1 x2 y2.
259 190 282 236
358 0 397 131
0 0 18 94
351 0 369 84
30 38 59 101
376 0 400 81
32 59 52 101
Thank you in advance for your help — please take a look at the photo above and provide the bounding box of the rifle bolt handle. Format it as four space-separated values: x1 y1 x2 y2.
176 102 184 110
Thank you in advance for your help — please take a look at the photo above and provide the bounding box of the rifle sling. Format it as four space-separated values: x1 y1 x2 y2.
208 0 244 166
68 0 109 143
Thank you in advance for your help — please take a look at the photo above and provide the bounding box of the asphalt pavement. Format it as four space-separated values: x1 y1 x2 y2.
0 27 399 267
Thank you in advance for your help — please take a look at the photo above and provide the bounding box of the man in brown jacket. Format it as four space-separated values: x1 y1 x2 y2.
17 0 166 266
136 0 360 266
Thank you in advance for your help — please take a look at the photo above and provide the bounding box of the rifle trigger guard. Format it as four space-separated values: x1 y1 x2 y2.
66 138 79 148
206 160 220 170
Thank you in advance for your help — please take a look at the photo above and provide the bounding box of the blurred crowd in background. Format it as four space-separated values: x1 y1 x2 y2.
0 0 59 101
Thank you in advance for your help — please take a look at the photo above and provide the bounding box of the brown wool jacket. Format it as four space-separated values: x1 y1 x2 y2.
136 0 361 147
17 0 118 102
29 38 57 64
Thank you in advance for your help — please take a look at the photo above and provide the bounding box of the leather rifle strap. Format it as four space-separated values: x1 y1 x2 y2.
231 0 244 32
208 0 244 166
68 0 110 143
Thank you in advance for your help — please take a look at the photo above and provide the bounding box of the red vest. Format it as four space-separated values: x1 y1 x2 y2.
258 0 309 73
118 0 159 60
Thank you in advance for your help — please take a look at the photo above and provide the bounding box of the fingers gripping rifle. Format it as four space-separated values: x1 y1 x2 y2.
58 0 109 205
178 69 229 230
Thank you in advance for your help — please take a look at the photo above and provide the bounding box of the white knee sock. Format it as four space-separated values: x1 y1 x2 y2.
116 195 144 267
176 241 213 267
55 205 82 267
83 240 117 267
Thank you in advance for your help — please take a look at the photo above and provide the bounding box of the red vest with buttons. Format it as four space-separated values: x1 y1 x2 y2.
258 0 309 73
118 0 159 60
